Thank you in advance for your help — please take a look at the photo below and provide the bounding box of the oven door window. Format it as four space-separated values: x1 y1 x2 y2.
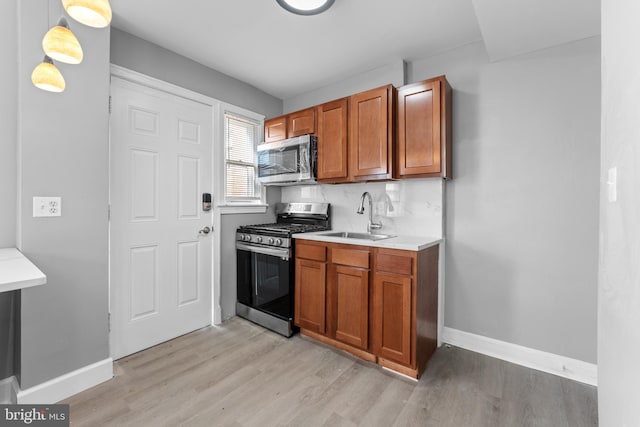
253 252 290 319
258 146 300 178
237 247 293 320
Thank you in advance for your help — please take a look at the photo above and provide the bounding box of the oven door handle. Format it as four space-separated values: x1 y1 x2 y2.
236 243 290 260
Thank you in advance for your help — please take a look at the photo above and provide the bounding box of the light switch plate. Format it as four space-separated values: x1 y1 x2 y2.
33 197 62 217
607 167 617 203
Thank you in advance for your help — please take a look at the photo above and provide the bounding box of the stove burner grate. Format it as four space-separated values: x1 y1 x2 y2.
239 223 329 235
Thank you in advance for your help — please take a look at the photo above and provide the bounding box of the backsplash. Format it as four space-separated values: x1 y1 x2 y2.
281 179 443 238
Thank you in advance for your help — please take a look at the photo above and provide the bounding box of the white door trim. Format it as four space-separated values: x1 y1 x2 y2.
109 64 223 335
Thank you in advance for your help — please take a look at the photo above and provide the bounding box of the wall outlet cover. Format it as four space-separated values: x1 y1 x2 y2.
33 197 62 217
607 167 617 203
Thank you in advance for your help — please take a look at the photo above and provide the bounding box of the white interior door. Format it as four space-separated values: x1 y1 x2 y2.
110 76 213 359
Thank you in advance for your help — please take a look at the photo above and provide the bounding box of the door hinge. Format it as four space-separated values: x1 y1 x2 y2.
108 312 111 332
108 95 112 114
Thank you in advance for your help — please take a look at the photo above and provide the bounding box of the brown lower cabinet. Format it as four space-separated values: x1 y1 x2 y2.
294 243 327 333
329 247 370 350
294 240 439 379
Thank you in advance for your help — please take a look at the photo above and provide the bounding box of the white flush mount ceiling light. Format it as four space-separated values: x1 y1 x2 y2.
276 0 335 16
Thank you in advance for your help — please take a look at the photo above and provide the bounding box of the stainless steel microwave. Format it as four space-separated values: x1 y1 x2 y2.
257 134 317 185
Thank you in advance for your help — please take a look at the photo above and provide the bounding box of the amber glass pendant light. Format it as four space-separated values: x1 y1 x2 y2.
32 0 113 92
42 17 83 64
62 0 112 28
31 56 66 93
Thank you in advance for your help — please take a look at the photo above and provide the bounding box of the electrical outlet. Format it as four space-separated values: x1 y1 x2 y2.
33 197 62 217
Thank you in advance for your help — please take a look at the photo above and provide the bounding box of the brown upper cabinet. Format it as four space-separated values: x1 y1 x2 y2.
396 75 452 179
350 85 395 181
264 75 452 180
288 108 316 137
264 116 287 143
316 86 395 183
316 98 349 182
263 108 316 144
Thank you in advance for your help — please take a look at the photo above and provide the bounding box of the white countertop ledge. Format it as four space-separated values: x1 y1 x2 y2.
292 232 442 252
0 248 47 293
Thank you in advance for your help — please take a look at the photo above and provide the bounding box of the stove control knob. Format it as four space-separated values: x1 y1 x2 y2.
256 236 263 243
268 238 275 245
275 239 282 246
244 235 251 242
238 234 244 241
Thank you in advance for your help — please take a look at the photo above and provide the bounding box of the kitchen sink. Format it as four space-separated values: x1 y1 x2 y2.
320 231 396 241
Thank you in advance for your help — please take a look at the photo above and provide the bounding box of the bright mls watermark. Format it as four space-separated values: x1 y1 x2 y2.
0 405 69 426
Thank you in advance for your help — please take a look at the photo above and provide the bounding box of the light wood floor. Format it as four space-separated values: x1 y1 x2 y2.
62 317 598 426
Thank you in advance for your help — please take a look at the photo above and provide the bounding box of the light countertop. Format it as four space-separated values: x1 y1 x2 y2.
293 231 442 251
0 248 47 293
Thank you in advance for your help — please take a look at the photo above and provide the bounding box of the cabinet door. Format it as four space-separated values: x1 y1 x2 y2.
264 116 287 143
373 273 412 365
397 79 442 176
330 265 369 349
295 258 327 333
288 108 315 137
350 85 393 180
317 98 348 181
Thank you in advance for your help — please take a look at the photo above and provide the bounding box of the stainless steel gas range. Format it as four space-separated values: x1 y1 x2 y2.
236 202 330 337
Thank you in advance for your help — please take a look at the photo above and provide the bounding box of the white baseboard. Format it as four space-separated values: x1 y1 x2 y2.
14 358 113 404
442 327 597 386
0 376 16 404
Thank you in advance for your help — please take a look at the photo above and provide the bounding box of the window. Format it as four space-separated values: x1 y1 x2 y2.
223 112 263 204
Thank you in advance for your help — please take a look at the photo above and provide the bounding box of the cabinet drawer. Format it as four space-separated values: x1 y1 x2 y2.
376 251 413 276
332 248 370 269
297 243 327 262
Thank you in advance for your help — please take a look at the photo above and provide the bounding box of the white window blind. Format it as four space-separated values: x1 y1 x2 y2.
224 113 261 201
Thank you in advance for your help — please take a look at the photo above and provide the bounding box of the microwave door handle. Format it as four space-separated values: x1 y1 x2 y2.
298 147 303 172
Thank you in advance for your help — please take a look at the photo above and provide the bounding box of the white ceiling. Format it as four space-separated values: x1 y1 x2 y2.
109 0 600 101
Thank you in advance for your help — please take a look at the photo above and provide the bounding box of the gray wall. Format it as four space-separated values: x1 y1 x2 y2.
110 29 284 322
110 29 282 119
409 39 600 363
0 0 18 382
17 0 111 389
282 38 600 364
599 1 640 424
284 60 405 113
0 0 17 247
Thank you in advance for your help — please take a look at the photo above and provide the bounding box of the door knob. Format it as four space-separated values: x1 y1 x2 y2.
199 226 211 235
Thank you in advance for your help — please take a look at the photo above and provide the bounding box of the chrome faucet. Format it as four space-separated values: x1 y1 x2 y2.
357 192 382 233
